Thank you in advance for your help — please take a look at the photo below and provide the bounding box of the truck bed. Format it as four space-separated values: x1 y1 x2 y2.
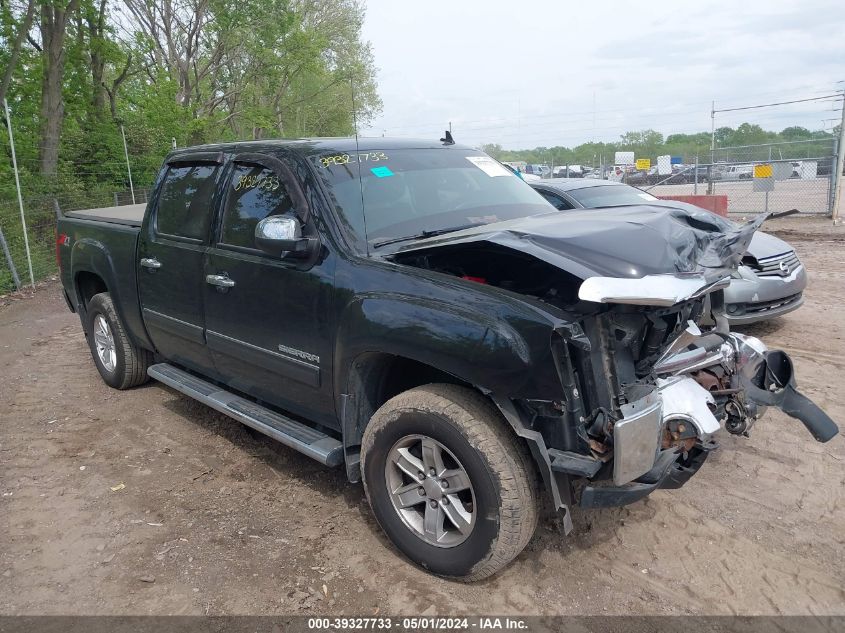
65 203 146 227
57 207 149 352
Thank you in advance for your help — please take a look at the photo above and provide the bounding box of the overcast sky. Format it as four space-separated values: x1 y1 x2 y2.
360 1 844 149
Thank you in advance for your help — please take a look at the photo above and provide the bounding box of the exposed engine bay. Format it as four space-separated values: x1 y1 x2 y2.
388 206 838 513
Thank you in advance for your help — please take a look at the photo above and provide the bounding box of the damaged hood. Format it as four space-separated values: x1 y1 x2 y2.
391 205 767 281
633 199 794 261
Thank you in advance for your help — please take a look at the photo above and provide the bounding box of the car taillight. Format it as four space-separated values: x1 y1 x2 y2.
56 232 68 268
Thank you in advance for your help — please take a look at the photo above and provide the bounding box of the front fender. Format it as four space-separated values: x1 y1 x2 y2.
334 291 562 399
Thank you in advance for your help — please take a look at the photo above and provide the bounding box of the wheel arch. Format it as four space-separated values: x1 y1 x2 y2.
341 351 474 455
69 237 154 351
74 270 109 312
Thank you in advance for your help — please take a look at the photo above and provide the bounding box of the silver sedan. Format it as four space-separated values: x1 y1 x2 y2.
530 179 805 324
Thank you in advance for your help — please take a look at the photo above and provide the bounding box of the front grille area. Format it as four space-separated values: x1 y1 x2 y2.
752 251 801 277
746 292 802 314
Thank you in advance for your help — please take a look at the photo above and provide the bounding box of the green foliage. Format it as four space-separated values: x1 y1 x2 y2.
0 0 381 292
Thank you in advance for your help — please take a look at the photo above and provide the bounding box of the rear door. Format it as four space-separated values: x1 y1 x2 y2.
202 153 337 426
138 153 223 375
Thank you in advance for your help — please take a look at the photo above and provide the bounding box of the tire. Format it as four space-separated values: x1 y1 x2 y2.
85 292 151 390
360 384 539 581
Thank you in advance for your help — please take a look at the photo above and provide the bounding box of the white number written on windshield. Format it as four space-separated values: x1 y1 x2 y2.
320 152 388 168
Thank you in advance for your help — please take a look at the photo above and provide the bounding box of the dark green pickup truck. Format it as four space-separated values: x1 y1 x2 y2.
57 137 837 580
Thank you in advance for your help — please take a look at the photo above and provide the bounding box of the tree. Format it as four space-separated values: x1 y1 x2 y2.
780 126 814 141
0 0 36 107
38 0 80 176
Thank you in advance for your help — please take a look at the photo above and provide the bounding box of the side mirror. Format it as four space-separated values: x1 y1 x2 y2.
255 216 310 258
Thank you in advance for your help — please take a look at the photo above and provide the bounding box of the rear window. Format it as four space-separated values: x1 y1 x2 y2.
156 164 219 239
567 185 657 208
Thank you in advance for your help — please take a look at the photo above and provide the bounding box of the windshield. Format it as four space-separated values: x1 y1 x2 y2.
310 148 551 248
568 184 658 208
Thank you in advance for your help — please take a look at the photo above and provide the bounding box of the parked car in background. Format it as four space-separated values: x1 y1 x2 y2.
530 179 806 324
524 164 551 178
724 164 754 180
553 165 585 178
607 165 625 181
623 169 649 185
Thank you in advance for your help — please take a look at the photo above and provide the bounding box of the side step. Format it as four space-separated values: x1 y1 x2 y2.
148 363 344 467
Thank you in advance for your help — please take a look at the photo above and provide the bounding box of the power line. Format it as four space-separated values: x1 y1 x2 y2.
714 94 843 114
372 84 842 134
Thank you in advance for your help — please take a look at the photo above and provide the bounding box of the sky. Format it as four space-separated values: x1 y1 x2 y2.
360 0 845 149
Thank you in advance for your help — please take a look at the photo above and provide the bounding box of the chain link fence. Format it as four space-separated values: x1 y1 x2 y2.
0 156 159 294
637 139 838 216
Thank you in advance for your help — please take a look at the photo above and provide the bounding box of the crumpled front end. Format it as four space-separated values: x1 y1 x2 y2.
388 206 838 513
567 276 838 509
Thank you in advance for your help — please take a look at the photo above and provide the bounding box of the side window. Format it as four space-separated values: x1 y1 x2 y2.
220 163 294 250
539 190 573 210
156 164 218 240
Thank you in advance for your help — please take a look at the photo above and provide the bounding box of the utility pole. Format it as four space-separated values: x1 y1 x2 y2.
832 84 845 225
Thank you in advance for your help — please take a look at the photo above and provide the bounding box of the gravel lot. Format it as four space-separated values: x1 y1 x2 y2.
1 216 843 616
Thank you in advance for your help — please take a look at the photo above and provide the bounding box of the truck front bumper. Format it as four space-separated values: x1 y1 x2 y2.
580 443 712 508
580 332 838 508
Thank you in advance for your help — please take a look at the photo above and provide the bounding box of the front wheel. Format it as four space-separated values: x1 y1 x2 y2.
360 384 539 581
85 292 151 390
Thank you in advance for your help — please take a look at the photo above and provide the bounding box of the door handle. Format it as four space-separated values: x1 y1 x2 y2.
206 274 235 288
140 257 161 270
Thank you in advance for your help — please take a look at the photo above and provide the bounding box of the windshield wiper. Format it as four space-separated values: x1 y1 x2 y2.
372 224 480 249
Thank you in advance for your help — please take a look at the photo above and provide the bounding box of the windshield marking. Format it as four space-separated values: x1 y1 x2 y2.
371 166 394 178
465 156 512 177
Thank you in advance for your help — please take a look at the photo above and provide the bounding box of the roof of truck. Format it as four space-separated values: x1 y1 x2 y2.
168 137 474 159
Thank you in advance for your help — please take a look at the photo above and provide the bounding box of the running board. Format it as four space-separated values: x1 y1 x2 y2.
147 363 344 467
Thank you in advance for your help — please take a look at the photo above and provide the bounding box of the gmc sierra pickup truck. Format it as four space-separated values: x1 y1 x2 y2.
57 138 838 581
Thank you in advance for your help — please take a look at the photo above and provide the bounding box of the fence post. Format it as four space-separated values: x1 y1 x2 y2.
832 90 845 224
120 124 136 205
3 98 34 288
694 156 699 195
764 147 772 214
708 100 715 195
0 225 21 290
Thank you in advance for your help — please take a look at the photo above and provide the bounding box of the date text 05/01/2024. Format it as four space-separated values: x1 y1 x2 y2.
306 617 528 630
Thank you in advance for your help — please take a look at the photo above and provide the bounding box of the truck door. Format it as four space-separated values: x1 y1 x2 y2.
138 153 223 376
202 154 337 428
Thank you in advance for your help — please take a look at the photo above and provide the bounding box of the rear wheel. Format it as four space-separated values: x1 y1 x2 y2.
361 384 538 581
85 292 151 389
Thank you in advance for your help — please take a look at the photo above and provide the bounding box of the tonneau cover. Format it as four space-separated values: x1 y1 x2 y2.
66 203 146 227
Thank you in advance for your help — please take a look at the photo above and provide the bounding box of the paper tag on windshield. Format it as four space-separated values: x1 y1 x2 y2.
466 156 512 177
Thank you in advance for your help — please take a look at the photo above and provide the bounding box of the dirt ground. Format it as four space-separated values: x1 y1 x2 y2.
1 216 843 616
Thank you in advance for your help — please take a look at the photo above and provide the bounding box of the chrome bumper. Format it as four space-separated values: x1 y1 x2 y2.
613 331 838 485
